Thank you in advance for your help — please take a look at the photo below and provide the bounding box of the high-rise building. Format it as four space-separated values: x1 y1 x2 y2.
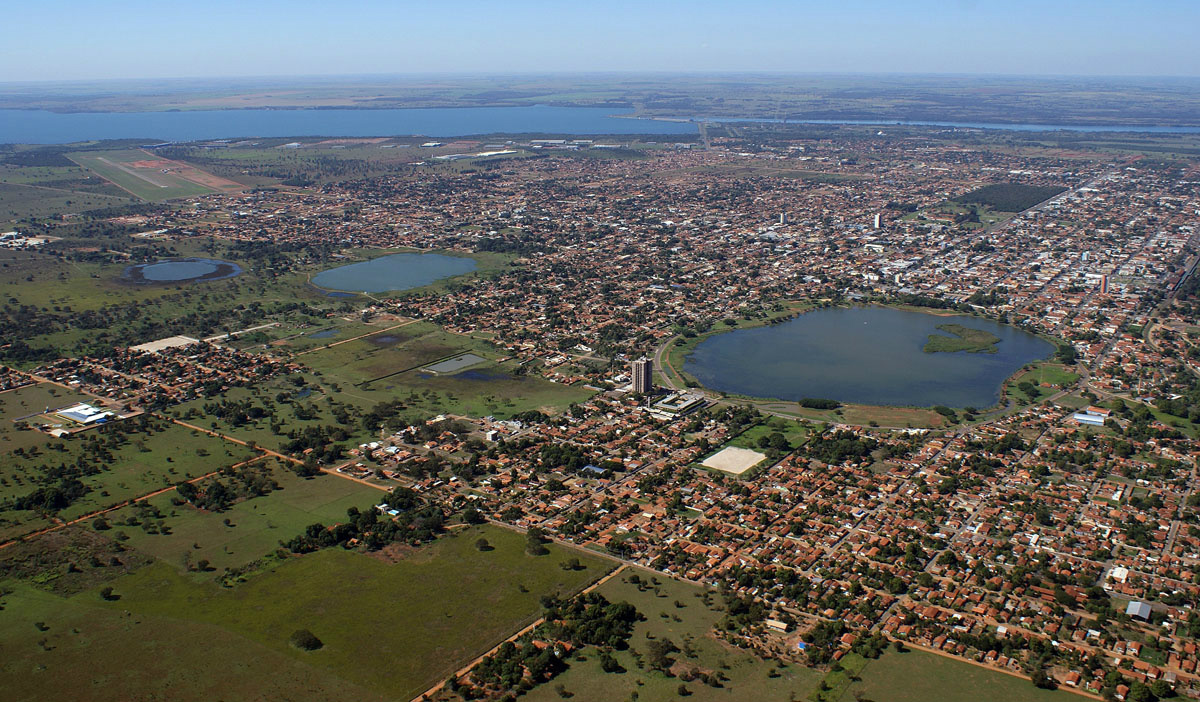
779 212 789 225
1100 274 1109 294
873 213 881 229
631 358 653 394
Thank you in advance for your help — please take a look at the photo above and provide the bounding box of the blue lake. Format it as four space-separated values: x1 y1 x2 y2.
123 257 242 283
312 253 478 293
0 106 696 144
683 306 1055 408
675 116 1200 134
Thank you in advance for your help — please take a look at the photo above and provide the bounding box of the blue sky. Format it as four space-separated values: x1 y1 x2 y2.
3 0 1198 81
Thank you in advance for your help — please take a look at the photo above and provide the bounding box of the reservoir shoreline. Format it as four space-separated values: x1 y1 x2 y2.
670 302 1059 412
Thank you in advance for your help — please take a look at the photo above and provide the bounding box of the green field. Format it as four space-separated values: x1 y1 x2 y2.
844 648 1084 702
1 525 611 701
728 417 809 453
514 567 822 702
952 183 1068 213
0 182 133 226
0 581 384 702
66 149 222 201
97 465 384 574
0 414 255 541
301 322 594 420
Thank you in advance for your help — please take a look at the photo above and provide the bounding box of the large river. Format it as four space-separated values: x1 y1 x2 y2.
0 105 696 144
683 306 1054 409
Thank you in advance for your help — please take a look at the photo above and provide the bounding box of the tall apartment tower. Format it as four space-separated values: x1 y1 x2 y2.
779 212 789 225
873 213 881 229
631 358 653 394
1100 274 1109 294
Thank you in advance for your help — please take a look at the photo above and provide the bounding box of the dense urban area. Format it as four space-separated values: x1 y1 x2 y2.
3 121 1200 702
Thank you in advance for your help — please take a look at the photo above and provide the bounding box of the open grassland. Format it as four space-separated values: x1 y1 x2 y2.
753 399 947 429
1004 362 1080 405
301 323 594 419
66 149 237 202
14 525 609 700
0 416 255 542
168 377 367 453
515 567 822 702
843 648 1083 702
97 466 382 575
0 582 385 702
0 182 132 227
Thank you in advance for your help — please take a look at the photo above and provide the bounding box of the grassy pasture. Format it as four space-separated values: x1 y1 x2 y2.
97 465 382 575
0 416 255 543
844 648 1082 702
79 525 610 700
0 182 132 226
0 582 384 702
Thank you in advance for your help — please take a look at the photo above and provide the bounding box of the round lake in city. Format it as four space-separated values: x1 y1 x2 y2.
682 306 1055 408
312 253 478 293
122 258 242 284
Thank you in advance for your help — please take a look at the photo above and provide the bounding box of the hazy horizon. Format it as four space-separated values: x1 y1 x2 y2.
4 0 1198 82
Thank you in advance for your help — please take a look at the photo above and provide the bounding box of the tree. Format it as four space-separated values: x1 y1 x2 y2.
289 629 323 651
526 527 550 556
475 537 492 551
646 638 678 671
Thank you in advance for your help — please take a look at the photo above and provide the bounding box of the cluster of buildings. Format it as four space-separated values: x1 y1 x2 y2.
15 128 1200 696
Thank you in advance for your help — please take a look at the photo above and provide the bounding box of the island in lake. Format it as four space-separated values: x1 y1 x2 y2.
924 323 1002 354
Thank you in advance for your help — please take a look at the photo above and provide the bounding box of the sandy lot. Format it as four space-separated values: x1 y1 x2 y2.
701 446 767 475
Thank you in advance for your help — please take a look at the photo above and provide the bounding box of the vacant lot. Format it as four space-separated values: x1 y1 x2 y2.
701 445 767 475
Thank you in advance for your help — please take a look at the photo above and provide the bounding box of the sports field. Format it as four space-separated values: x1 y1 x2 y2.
67 149 242 201
0 525 611 702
